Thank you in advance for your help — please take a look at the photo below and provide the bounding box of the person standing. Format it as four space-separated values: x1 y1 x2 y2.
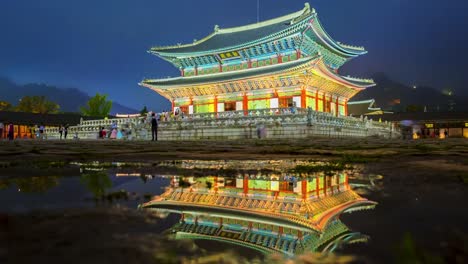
64 125 69 139
0 121 4 139
39 124 45 140
59 125 64 140
151 113 158 141
7 122 14 140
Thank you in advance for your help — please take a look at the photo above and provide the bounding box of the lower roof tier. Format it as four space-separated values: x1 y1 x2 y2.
141 56 374 101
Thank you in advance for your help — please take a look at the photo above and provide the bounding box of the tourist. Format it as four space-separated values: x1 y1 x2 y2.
59 125 64 140
0 121 4 139
64 124 69 139
109 121 117 139
7 122 14 141
39 124 45 140
151 112 158 141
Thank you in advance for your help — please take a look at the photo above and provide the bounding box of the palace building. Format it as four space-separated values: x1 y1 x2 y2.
142 172 376 255
141 3 374 116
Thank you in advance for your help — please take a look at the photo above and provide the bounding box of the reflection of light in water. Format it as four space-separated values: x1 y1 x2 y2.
141 172 376 256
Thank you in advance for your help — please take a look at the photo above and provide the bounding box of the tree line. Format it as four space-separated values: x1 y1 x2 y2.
0 93 113 118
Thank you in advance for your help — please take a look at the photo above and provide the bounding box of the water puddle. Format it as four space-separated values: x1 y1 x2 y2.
0 160 380 259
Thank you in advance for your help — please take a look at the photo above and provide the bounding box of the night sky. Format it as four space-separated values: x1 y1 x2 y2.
1 0 467 112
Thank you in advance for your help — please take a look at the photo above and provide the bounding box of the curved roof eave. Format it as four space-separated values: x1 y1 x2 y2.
142 56 318 88
314 58 374 90
309 16 367 57
143 201 321 233
150 3 313 56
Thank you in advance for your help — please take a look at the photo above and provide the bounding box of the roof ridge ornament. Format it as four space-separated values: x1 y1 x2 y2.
214 24 220 32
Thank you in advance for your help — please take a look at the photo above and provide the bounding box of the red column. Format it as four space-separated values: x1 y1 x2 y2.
180 68 185 77
278 54 282 63
279 226 284 236
335 98 339 117
316 177 319 197
297 231 303 240
219 63 223 72
322 94 326 112
301 179 307 199
248 59 252 68
171 100 175 112
243 94 248 116
181 213 185 221
344 101 348 116
337 174 340 191
195 66 198 76
315 91 319 111
214 96 218 114
301 89 306 109
296 49 301 59
214 176 218 193
243 176 249 194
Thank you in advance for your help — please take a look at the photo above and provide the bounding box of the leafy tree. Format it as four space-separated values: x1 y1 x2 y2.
80 172 112 198
80 93 112 118
16 96 60 114
0 101 13 111
140 105 148 116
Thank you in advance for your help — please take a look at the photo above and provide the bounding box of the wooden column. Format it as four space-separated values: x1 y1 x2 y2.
243 175 249 194
344 101 348 116
301 88 306 109
171 100 175 112
243 94 248 116
296 49 301 59
214 96 218 114
322 94 326 112
248 59 252 68
316 177 320 197
315 91 319 111
180 68 185 77
335 97 339 117
301 179 307 199
219 63 223 72
278 54 282 63
194 66 198 76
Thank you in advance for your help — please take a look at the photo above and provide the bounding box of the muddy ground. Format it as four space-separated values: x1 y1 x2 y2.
0 138 467 263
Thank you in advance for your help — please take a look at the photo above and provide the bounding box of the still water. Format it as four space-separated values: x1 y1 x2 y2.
1 160 378 260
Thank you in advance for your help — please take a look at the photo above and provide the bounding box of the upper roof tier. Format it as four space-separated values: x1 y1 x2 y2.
150 3 367 69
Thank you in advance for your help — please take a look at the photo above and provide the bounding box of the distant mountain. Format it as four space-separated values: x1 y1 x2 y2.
351 73 468 112
0 77 137 114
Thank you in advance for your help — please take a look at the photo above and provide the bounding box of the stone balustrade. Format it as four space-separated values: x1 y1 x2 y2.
43 107 398 140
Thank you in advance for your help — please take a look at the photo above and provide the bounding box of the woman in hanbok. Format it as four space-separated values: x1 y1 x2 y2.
110 128 117 139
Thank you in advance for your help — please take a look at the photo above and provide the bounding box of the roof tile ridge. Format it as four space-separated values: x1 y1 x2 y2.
151 3 312 52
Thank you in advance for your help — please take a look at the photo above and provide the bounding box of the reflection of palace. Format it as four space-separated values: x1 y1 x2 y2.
142 173 376 256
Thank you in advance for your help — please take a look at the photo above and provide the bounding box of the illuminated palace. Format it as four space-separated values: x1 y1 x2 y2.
142 172 376 255
141 3 374 116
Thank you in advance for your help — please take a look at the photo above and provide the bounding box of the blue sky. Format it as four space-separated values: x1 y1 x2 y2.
1 0 467 111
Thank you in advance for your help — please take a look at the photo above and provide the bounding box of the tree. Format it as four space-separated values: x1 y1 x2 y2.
0 101 13 111
16 96 60 114
140 105 148 116
80 93 112 118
